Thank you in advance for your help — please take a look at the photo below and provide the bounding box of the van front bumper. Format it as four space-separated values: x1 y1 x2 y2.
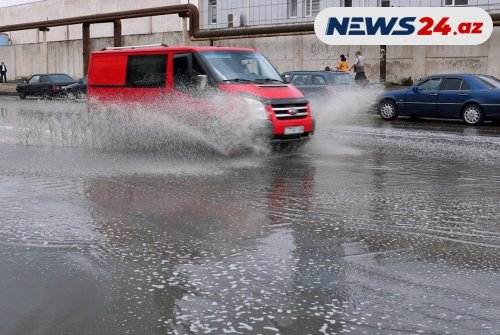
260 118 315 144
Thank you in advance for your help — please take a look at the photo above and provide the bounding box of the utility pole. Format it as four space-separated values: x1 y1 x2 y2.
380 45 386 83
380 0 389 83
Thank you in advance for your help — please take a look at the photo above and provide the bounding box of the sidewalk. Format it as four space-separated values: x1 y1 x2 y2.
0 82 19 96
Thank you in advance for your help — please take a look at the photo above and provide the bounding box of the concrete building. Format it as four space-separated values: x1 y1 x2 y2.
198 0 500 29
0 0 499 83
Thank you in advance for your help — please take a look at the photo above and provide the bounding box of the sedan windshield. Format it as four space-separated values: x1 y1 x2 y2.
475 75 500 89
198 50 283 83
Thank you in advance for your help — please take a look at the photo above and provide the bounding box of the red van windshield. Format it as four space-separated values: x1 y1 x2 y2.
198 50 283 83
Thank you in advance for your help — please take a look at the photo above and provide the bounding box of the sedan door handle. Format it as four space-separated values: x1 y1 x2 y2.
429 93 438 96
458 93 468 96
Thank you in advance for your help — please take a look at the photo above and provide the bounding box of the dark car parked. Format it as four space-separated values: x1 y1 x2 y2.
16 73 76 99
377 73 500 125
282 70 356 101
61 75 87 99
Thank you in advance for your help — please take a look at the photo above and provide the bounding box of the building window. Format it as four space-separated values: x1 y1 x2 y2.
304 0 320 17
209 0 217 24
288 0 298 18
444 0 468 5
344 0 352 7
382 0 390 7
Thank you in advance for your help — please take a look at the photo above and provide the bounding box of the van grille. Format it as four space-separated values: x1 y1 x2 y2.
271 103 308 119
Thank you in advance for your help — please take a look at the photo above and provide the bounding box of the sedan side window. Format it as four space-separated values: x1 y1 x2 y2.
40 76 51 83
440 78 462 91
291 74 309 86
308 75 327 85
28 75 40 84
331 73 355 85
460 80 471 90
417 78 442 92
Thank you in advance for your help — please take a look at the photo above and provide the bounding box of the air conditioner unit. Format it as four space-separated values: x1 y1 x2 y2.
228 13 241 28
444 0 468 5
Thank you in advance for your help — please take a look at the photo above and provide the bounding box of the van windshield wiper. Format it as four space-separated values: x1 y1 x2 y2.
255 78 285 83
221 78 254 83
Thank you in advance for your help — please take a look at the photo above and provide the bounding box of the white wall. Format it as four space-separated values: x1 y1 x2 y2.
0 0 498 82
1 27 499 82
215 28 500 83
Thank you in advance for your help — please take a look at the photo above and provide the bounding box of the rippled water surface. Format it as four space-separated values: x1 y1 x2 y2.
1 97 500 335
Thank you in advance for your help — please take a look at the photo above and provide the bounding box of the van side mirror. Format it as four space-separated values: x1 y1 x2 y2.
282 74 292 83
197 74 208 91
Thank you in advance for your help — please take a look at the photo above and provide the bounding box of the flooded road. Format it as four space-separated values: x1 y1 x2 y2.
1 96 500 335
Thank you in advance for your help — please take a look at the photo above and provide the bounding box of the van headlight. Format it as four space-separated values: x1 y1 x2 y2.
243 97 269 120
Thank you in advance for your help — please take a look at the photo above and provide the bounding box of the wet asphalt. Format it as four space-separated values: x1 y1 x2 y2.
0 95 499 335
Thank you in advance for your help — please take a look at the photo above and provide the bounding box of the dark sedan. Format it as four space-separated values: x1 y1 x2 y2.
16 73 76 99
282 70 355 102
377 73 500 125
61 75 87 100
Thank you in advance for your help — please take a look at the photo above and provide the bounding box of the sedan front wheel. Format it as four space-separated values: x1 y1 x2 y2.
462 103 484 126
18 89 26 99
379 100 399 121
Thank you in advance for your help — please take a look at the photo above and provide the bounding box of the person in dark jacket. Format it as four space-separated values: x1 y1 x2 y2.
0 62 7 83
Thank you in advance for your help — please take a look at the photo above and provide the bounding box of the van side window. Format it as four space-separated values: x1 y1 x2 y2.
126 55 167 88
173 53 206 93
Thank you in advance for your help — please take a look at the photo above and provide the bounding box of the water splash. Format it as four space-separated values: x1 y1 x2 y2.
309 84 383 128
0 96 272 156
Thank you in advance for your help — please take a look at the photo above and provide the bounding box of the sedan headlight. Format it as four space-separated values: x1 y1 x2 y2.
242 97 269 120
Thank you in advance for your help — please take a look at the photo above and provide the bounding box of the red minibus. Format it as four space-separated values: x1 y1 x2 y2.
87 45 314 144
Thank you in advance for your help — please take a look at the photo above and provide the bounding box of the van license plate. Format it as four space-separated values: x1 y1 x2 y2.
284 126 304 135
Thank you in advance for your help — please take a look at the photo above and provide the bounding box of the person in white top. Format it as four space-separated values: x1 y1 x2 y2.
349 51 367 83
0 62 7 83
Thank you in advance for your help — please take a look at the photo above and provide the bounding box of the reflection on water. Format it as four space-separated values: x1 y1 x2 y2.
85 150 500 334
0 98 499 334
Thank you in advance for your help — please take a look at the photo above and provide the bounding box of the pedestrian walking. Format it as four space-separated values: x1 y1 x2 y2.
0 62 7 83
335 54 349 72
349 51 367 84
